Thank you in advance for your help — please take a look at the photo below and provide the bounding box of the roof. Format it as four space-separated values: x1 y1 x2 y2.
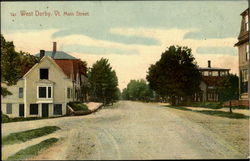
23 56 69 79
35 51 77 60
54 59 87 80
198 67 230 71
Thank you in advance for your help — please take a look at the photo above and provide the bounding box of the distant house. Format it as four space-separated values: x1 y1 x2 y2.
194 60 230 102
1 42 88 118
234 8 249 102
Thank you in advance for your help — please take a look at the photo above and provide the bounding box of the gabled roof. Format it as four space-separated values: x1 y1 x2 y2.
23 56 69 79
35 51 77 60
54 59 87 80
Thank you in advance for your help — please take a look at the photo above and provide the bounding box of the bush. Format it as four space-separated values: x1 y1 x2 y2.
2 113 10 123
67 102 89 111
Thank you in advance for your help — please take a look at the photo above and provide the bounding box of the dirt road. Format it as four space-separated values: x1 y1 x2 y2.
2 101 248 159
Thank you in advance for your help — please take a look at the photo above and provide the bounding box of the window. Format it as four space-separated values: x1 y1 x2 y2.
38 86 52 98
208 71 212 76
245 15 249 31
30 104 38 115
19 88 23 98
203 71 209 76
212 71 218 76
40 69 49 79
67 88 71 98
6 103 12 114
220 71 225 76
48 87 52 98
246 44 249 61
53 104 62 115
241 69 248 82
39 87 47 98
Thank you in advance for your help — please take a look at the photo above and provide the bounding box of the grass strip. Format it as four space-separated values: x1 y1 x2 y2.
166 105 249 119
2 114 65 124
2 126 60 145
7 138 58 160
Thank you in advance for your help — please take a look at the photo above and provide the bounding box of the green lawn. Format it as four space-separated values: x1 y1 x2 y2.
7 138 58 160
2 113 64 124
2 126 60 145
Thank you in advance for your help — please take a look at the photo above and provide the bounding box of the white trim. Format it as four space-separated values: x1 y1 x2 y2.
37 85 53 99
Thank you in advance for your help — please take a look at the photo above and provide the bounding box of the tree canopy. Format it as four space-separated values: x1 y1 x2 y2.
146 45 202 105
1 34 39 97
218 74 239 102
122 79 153 101
88 58 119 104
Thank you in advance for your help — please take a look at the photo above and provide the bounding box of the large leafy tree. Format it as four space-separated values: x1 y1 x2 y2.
217 74 239 113
1 34 39 97
122 79 153 101
146 45 202 105
88 58 119 105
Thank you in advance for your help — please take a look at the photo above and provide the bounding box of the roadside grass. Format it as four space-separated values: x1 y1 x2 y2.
166 105 249 119
195 110 249 119
2 126 60 145
2 113 65 124
191 102 223 109
6 138 58 160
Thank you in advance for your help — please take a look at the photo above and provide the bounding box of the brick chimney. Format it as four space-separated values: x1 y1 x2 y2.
208 60 211 68
40 50 45 59
53 42 57 52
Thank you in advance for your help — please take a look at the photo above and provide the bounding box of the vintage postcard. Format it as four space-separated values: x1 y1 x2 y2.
1 0 249 160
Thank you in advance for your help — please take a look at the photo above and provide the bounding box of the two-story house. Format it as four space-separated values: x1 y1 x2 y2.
1 43 88 118
194 60 230 102
234 8 249 103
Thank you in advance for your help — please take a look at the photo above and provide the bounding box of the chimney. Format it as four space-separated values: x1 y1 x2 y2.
40 50 45 59
53 42 57 52
208 60 211 68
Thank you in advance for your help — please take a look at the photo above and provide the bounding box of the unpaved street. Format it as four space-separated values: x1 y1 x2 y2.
2 101 248 159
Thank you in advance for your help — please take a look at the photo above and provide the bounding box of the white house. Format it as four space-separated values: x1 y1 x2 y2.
1 43 88 118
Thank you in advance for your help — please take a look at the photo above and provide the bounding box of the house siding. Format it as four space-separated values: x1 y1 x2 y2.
1 56 74 118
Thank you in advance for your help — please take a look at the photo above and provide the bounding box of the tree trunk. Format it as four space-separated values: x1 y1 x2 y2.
171 96 176 106
229 101 232 113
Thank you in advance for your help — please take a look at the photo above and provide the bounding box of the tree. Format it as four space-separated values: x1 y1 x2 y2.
122 79 153 101
146 45 202 105
217 74 239 113
88 58 119 105
1 34 39 97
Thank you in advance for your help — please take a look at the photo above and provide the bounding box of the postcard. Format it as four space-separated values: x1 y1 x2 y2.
1 1 249 160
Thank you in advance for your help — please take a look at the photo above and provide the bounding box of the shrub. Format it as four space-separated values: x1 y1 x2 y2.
67 102 89 111
2 113 10 123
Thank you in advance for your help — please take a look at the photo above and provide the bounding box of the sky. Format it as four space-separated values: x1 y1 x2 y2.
1 1 248 90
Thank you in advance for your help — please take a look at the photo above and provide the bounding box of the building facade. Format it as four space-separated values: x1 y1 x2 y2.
194 60 230 102
1 43 88 118
235 8 249 101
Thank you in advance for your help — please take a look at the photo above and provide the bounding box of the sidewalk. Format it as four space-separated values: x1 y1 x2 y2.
85 102 103 112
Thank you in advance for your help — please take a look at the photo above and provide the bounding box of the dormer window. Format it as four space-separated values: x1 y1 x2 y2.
40 68 49 79
245 14 248 31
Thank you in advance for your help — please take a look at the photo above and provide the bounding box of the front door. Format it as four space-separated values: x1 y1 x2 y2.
42 104 49 117
19 104 24 117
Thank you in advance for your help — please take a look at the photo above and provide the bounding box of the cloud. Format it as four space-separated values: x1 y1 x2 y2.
196 46 237 56
61 44 138 55
2 27 239 89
